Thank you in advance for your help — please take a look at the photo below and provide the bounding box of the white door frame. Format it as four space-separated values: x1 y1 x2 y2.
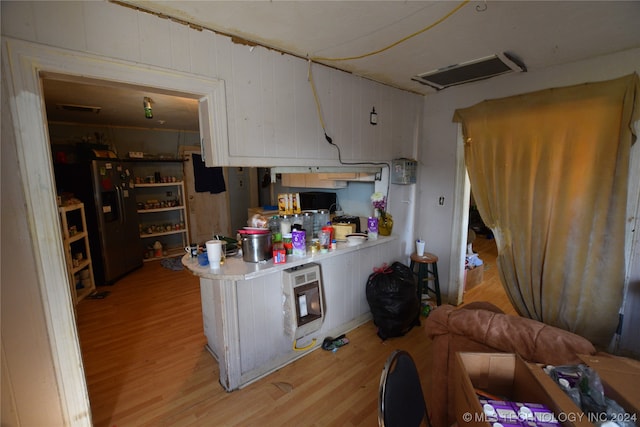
2 38 227 425
450 125 471 305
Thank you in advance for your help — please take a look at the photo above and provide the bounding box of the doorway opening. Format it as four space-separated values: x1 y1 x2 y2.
451 126 513 313
4 39 228 423
42 75 217 421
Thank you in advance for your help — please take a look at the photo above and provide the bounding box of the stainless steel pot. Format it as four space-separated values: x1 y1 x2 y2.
240 233 273 262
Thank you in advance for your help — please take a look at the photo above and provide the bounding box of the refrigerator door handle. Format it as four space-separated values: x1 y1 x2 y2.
116 185 126 224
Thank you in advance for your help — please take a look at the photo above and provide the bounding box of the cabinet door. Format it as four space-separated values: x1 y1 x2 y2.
199 83 229 166
281 174 306 187
183 152 231 243
281 174 347 189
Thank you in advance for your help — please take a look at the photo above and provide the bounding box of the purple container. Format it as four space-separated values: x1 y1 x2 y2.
367 217 379 236
480 399 519 424
292 229 306 256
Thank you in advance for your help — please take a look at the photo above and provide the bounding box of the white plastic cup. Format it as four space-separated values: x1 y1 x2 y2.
416 239 425 257
206 239 223 268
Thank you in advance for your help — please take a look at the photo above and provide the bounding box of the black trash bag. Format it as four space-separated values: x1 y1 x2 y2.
366 262 421 340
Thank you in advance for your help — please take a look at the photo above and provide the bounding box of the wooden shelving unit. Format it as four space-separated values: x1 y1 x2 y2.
58 203 96 304
136 181 190 261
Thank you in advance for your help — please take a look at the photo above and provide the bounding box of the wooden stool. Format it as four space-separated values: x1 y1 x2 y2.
409 252 441 305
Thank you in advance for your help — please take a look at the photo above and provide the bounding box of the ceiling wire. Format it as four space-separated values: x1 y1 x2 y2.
307 59 331 145
311 0 471 63
306 0 472 144
307 58 391 202
303 2 475 203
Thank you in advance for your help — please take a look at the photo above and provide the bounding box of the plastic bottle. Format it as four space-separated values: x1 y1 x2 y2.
280 215 292 235
322 223 334 243
268 215 282 242
314 209 329 237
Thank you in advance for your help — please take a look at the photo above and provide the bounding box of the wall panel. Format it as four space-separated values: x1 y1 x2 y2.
139 10 172 68
84 1 139 61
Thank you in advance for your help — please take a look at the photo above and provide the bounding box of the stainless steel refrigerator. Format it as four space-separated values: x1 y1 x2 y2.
55 159 142 285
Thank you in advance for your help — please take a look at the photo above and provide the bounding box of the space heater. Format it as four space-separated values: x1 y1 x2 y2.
282 263 324 343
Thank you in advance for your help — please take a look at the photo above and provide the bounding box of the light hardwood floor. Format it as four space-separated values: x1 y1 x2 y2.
76 247 513 426
464 235 517 316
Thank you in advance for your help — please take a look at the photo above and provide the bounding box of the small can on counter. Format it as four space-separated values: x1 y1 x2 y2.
273 244 286 264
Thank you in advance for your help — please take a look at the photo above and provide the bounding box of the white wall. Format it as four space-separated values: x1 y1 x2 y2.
419 48 640 351
0 1 420 425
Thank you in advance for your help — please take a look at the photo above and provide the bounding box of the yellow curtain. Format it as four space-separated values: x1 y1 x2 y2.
453 74 640 346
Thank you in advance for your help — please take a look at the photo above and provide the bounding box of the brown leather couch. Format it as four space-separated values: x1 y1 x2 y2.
423 302 597 427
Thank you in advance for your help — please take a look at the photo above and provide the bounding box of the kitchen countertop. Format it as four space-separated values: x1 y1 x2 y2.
182 235 397 281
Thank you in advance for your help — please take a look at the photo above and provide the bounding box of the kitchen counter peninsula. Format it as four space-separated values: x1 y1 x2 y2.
182 235 401 391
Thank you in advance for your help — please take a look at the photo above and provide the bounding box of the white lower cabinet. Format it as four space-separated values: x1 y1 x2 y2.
194 237 401 390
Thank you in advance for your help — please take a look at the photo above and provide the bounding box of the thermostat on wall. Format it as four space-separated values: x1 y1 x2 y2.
391 158 417 184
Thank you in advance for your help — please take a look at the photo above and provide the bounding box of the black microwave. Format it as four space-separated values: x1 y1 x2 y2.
299 192 337 212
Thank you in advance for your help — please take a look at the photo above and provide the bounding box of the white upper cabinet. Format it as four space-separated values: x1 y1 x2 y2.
3 1 422 168
205 43 423 167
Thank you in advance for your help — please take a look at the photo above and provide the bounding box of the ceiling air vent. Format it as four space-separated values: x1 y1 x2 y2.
56 104 102 114
412 52 525 90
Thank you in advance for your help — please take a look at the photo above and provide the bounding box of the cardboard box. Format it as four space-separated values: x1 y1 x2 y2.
455 353 572 426
465 266 484 290
455 352 640 427
577 354 640 422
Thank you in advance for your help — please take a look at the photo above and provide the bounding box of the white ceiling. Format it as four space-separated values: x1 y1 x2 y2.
44 1 640 131
43 77 201 132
